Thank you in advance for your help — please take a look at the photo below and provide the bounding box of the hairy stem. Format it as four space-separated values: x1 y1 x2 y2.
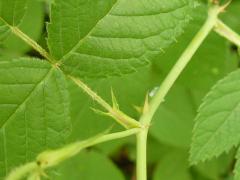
6 128 140 180
1 16 140 129
5 162 38 180
0 16 57 64
214 19 240 47
69 75 142 129
136 5 222 180
9 27 57 64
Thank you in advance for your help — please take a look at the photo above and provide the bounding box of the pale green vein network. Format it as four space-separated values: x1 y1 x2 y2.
0 68 53 129
47 0 194 78
60 0 119 61
0 65 53 178
0 59 71 178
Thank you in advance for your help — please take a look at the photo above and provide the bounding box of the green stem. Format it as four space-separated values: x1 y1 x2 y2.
6 128 140 180
9 27 57 64
214 19 240 47
37 128 141 169
0 17 55 63
136 5 222 180
136 129 148 180
69 75 142 129
5 162 38 180
140 5 221 126
1 16 141 129
69 76 113 112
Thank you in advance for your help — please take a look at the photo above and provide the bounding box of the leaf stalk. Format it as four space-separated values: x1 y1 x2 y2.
69 75 142 129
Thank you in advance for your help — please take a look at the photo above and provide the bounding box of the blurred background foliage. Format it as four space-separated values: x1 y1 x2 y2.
0 0 240 179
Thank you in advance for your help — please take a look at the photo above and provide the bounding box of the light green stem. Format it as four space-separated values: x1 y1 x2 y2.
214 19 240 47
5 162 38 180
140 5 221 126
69 75 142 129
136 129 148 180
0 16 56 64
37 128 141 169
9 27 57 64
136 5 221 180
6 128 140 180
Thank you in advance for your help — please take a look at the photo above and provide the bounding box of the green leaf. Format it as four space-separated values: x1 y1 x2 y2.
54 150 124 180
153 150 192 180
2 0 44 56
0 0 28 40
0 58 71 178
48 0 194 78
190 69 240 164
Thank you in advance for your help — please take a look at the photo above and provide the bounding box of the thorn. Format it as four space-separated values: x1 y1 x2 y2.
90 107 127 128
111 88 119 110
210 0 220 5
91 107 111 117
219 0 232 13
103 125 115 134
133 105 143 114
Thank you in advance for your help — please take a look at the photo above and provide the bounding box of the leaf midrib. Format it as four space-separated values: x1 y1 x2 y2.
0 67 54 129
0 66 54 177
59 0 119 62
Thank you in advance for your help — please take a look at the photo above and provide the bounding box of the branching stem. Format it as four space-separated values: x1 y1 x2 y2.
6 128 140 180
140 5 221 126
69 75 142 129
0 16 140 129
4 2 240 180
214 19 240 47
136 5 222 180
